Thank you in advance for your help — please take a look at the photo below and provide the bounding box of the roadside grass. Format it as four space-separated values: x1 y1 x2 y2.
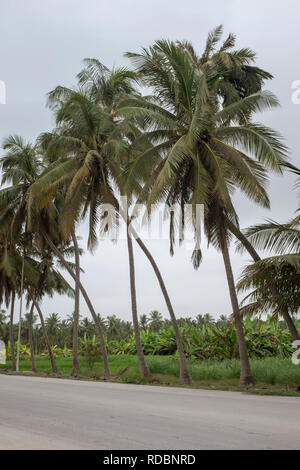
1 355 300 395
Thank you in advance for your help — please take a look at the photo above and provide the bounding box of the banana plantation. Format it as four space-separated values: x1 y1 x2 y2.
0 26 299 390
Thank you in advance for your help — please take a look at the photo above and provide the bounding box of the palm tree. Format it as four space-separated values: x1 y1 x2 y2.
126 222 152 379
23 247 74 373
216 314 229 327
0 135 42 370
196 313 215 327
0 235 24 371
122 39 287 387
139 314 148 330
238 255 300 323
29 60 191 383
0 232 18 370
0 135 111 377
149 310 164 332
45 313 61 346
23 304 38 372
229 218 300 341
183 25 299 339
80 316 96 338
236 212 300 340
234 162 300 335
68 60 191 383
178 25 273 108
71 231 80 375
9 291 16 370
41 229 111 378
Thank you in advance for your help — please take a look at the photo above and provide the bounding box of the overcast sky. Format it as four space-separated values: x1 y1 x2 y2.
0 0 299 321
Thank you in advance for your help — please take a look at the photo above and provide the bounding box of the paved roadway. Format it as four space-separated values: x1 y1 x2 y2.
0 375 299 449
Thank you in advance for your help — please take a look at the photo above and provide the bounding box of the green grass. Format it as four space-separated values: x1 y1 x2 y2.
1 355 300 395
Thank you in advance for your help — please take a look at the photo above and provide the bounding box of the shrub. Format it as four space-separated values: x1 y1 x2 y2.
6 342 31 360
41 345 72 359
79 336 102 369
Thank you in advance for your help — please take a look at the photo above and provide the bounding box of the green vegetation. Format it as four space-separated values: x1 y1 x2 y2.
2 314 298 361
0 25 299 390
1 356 300 396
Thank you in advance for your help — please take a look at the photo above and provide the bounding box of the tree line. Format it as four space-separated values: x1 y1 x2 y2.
0 311 295 361
0 26 299 387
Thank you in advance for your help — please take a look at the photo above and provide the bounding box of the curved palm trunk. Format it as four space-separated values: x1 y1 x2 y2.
71 231 80 376
119 208 192 385
42 231 110 379
134 236 192 384
28 301 37 373
227 220 300 342
9 291 16 371
219 229 255 388
131 237 191 383
126 226 152 380
33 300 58 374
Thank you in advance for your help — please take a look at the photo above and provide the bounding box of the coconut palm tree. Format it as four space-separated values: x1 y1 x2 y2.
29 60 191 383
234 164 300 337
139 314 148 330
45 313 61 346
228 218 300 341
0 237 17 370
34 248 76 371
0 135 42 369
24 304 38 372
122 39 287 387
9 291 16 370
0 135 111 377
236 211 300 337
148 310 164 332
178 25 273 108
237 255 300 322
181 26 299 339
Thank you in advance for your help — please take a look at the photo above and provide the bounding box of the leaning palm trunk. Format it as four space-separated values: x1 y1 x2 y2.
33 299 58 374
9 291 16 371
126 225 152 380
71 231 80 376
28 301 37 373
219 223 255 388
118 206 191 384
16 252 25 372
42 231 110 378
134 236 192 384
228 220 300 342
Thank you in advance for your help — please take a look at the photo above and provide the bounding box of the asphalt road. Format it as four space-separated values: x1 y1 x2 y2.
0 374 299 449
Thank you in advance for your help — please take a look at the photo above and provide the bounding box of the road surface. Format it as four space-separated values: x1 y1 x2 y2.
0 374 299 449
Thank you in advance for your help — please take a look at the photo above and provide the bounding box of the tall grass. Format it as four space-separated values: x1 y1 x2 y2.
1 355 300 387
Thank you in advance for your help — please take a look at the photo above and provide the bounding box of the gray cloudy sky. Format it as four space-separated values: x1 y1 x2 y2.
0 0 299 321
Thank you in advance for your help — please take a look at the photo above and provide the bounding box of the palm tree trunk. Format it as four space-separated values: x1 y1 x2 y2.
33 299 58 374
42 231 110 379
9 291 16 371
219 223 255 388
227 220 300 341
135 236 192 384
119 208 192 385
71 231 80 376
126 225 152 380
28 301 37 373
16 252 25 372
